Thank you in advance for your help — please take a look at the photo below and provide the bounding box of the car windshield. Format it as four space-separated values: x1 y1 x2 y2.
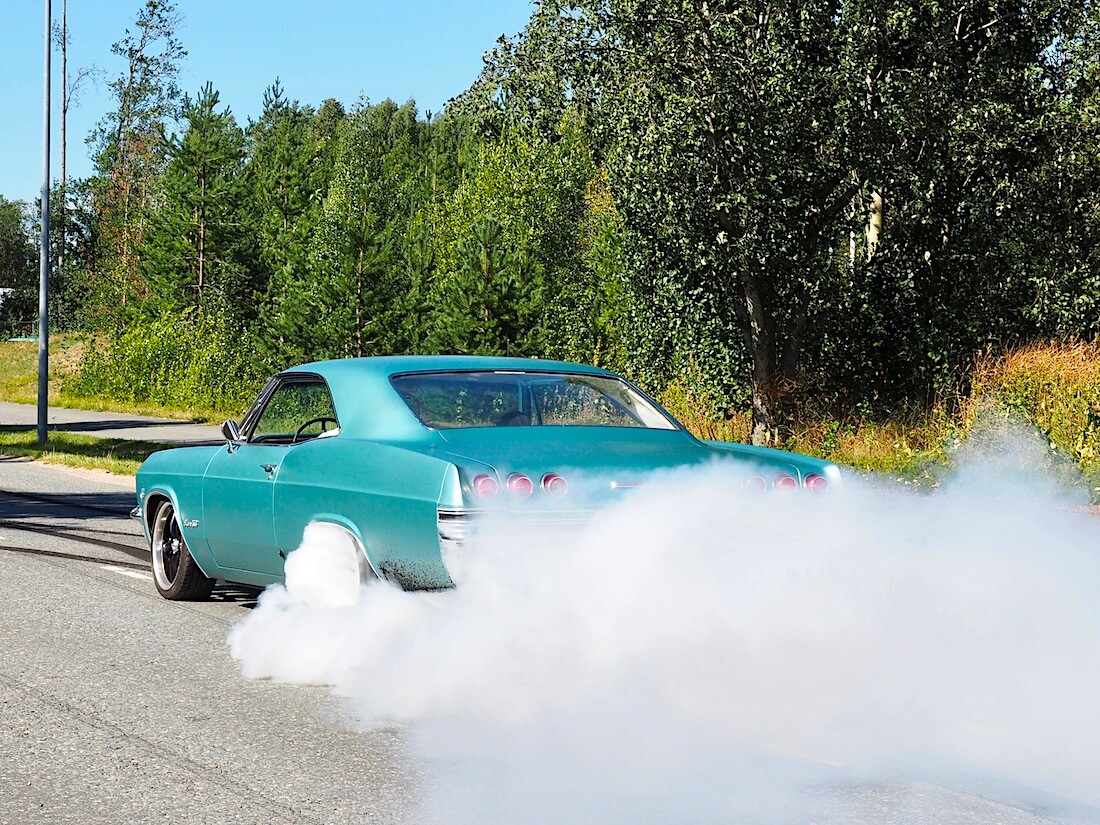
392 370 679 430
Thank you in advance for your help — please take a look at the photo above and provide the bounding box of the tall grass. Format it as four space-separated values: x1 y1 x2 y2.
658 377 751 443
783 404 963 484
971 341 1100 496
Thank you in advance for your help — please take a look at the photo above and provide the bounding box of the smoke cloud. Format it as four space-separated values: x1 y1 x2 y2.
228 428 1100 823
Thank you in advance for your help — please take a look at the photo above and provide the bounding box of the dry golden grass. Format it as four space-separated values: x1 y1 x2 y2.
659 373 959 482
0 335 88 404
783 405 961 482
970 340 1100 490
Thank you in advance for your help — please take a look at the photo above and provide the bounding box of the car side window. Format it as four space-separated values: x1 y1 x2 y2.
250 380 338 444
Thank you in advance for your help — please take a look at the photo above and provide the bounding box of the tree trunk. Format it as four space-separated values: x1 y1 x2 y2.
717 208 781 444
781 306 806 382
197 171 206 301
740 269 779 446
355 249 365 357
866 190 884 259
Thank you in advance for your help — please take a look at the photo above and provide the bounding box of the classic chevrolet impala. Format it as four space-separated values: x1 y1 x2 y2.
134 355 841 599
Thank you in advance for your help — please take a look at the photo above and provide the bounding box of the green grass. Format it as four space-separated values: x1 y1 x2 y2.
0 428 172 476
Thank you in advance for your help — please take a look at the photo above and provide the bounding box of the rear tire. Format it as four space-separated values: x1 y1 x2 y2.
150 500 215 601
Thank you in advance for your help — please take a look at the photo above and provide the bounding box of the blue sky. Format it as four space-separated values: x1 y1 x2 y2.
1 0 535 204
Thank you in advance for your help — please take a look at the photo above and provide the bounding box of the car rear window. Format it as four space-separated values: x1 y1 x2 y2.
392 371 679 430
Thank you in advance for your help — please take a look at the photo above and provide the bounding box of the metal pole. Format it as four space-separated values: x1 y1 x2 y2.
59 0 67 280
38 0 51 447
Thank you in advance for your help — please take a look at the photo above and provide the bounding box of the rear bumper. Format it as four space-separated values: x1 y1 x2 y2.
437 506 596 571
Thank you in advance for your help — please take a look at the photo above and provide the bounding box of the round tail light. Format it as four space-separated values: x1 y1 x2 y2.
804 473 829 492
774 473 798 490
472 474 499 498
743 476 767 492
541 473 568 497
507 473 534 498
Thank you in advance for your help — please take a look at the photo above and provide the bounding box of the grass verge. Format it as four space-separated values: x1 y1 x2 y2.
0 428 172 476
0 338 240 423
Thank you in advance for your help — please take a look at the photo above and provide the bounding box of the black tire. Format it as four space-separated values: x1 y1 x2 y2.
149 500 215 601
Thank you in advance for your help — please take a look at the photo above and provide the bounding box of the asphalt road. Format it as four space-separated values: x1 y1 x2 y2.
0 401 224 444
1 457 1097 825
0 458 417 824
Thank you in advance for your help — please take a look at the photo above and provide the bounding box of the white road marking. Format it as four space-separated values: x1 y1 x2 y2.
100 564 152 582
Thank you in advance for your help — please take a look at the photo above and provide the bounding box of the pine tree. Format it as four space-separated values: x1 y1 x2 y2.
265 99 428 362
140 83 252 315
427 216 545 356
251 81 327 297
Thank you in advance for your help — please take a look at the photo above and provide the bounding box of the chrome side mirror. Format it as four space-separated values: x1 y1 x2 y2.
221 419 242 443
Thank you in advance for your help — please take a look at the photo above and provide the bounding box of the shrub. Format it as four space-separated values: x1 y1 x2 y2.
64 310 268 416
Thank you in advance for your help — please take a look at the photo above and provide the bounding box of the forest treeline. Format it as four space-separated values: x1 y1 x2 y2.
2 0 1099 442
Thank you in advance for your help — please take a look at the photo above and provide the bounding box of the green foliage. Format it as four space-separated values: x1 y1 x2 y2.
65 309 266 415
424 120 602 359
262 99 422 363
478 0 1099 440
250 81 333 329
490 1 861 438
562 168 630 371
814 0 1076 402
50 179 99 332
85 0 186 327
427 216 546 356
140 83 254 316
0 197 37 335
65 2 1100 449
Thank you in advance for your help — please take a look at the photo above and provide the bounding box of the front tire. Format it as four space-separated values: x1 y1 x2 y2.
150 500 215 601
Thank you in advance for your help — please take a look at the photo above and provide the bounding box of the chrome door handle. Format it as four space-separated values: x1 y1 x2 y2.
261 464 277 473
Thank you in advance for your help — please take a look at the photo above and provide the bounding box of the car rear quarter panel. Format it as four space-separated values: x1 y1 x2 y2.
273 436 458 589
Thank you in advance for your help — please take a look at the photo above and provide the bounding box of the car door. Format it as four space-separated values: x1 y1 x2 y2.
202 375 338 577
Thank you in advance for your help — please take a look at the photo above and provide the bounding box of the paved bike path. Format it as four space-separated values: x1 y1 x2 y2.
0 402 224 445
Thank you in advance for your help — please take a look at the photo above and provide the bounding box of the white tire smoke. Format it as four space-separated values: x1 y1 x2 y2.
228 435 1100 822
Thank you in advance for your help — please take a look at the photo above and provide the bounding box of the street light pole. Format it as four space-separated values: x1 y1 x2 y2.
38 0 52 447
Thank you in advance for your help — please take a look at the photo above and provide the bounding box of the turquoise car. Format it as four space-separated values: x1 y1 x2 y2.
135 356 842 600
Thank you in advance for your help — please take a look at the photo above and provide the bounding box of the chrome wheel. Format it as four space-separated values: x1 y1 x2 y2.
148 500 214 600
151 501 183 591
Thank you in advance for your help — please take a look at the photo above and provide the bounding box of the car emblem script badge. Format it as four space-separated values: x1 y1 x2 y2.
182 518 200 529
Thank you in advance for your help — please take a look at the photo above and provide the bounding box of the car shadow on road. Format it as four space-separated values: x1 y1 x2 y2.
0 487 137 520
210 582 263 610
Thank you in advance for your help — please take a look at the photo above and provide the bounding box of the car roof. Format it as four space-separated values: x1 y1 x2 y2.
285 354 615 379
281 355 618 440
